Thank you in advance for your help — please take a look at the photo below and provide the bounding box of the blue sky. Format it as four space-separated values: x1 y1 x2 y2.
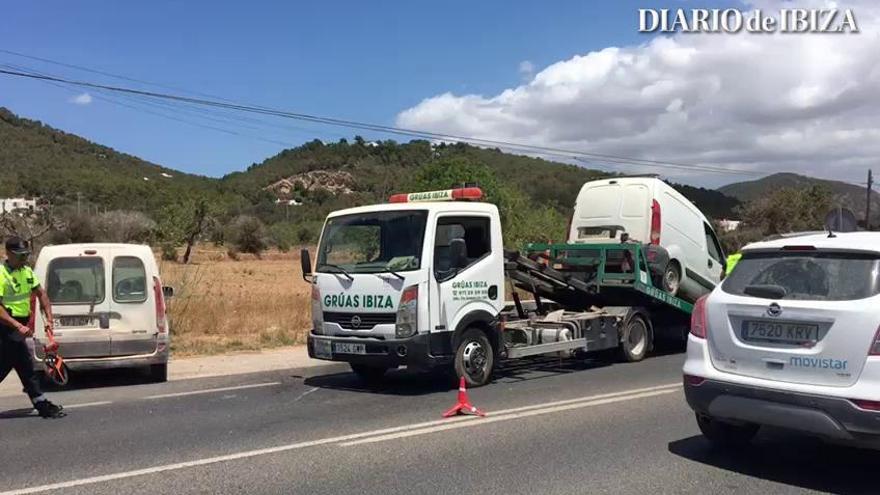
0 0 693 177
3 0 875 189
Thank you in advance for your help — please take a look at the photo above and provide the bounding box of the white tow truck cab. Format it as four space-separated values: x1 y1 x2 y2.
304 187 694 386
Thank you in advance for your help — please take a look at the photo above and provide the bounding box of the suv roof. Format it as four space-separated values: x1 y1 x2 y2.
744 231 880 253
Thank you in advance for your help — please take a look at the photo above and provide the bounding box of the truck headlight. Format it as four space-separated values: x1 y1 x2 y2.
395 284 418 339
311 284 324 334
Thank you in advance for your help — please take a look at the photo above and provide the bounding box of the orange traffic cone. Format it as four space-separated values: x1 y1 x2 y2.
442 377 486 418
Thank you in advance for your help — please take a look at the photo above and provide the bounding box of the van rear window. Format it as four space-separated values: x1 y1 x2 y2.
113 257 147 303
47 258 105 304
722 251 880 301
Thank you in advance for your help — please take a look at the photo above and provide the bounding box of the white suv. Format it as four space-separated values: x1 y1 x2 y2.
683 231 880 448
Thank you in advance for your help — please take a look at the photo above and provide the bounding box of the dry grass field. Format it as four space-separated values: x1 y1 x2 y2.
159 245 312 356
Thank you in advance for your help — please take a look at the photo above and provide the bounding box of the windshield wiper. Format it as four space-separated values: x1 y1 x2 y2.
317 264 354 281
744 284 787 299
383 270 405 281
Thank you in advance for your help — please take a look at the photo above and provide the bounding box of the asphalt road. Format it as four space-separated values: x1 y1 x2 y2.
0 349 877 495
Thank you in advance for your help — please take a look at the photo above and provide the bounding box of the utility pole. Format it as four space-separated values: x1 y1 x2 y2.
77 192 82 215
867 170 873 231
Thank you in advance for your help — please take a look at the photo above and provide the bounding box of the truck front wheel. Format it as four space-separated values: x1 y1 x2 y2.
453 328 494 387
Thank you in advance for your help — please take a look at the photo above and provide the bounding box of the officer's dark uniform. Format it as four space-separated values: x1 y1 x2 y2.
0 237 63 418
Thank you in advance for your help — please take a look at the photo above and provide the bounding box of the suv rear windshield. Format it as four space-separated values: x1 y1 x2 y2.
47 257 106 304
722 251 880 301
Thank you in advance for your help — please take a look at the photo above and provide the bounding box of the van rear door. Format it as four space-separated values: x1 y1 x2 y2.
41 250 112 358
572 181 649 243
109 250 157 356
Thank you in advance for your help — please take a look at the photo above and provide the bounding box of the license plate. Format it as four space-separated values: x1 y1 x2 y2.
313 338 332 359
741 320 819 344
334 342 366 355
55 316 97 328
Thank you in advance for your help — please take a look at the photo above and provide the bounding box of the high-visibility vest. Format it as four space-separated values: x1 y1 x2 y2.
725 253 742 276
0 264 40 317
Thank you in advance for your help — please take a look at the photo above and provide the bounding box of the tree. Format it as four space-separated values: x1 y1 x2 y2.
226 215 269 257
739 185 833 237
94 210 156 243
157 198 217 263
409 157 566 248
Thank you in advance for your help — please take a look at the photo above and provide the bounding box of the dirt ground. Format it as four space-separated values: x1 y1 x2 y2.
159 246 312 356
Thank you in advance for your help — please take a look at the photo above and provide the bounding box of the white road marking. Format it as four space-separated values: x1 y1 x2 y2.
64 401 113 409
0 382 680 495
293 387 319 402
144 382 281 400
341 388 680 446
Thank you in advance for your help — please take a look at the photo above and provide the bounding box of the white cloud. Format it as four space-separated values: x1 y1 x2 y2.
397 0 880 187
69 93 93 105
518 60 535 78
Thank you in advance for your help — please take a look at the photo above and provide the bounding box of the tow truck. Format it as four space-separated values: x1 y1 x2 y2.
302 187 694 386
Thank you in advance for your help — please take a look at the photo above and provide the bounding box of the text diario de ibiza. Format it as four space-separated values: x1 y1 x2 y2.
639 8 858 34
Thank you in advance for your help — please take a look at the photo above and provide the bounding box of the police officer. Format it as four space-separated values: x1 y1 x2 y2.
0 237 64 418
726 252 742 276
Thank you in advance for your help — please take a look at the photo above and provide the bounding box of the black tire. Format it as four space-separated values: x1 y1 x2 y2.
349 364 388 383
619 314 650 362
149 363 168 383
453 328 494 387
660 262 681 297
696 413 759 448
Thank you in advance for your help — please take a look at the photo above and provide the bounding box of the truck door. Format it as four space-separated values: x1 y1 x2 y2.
429 213 505 346
109 250 157 356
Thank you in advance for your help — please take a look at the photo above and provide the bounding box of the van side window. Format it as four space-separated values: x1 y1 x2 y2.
47 258 105 304
434 216 491 274
113 257 147 303
704 223 723 263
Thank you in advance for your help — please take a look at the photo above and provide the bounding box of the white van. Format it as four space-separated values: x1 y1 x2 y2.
29 243 173 382
568 177 725 302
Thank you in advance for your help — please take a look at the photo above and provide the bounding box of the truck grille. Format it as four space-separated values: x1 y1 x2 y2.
323 312 396 330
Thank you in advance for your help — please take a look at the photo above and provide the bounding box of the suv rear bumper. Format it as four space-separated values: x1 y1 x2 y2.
685 378 880 443
307 332 453 370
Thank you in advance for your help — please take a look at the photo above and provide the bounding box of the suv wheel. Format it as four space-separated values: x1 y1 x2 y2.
661 262 681 296
696 413 759 447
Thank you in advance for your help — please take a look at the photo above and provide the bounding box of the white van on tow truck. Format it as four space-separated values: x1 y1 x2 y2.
303 187 695 386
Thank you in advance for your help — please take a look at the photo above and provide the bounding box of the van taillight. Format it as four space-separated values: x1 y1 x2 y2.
566 212 574 240
690 295 709 339
153 276 166 334
869 325 880 356
650 199 661 245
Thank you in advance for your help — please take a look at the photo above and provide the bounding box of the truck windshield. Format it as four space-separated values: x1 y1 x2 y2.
317 210 428 274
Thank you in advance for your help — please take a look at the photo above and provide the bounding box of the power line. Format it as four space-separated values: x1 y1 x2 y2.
0 67 763 177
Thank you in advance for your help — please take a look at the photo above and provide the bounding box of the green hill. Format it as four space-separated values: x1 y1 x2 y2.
719 172 880 223
0 107 244 215
0 107 742 238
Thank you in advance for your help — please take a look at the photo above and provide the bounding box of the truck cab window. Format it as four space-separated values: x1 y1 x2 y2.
434 216 491 274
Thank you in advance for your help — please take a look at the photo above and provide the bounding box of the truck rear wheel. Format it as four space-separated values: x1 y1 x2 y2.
350 364 388 383
454 328 494 388
619 314 650 362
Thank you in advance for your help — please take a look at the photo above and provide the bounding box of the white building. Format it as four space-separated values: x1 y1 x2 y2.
0 198 38 214
718 219 741 232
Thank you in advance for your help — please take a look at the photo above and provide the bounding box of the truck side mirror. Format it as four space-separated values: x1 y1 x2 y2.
300 249 313 281
450 238 467 269
162 286 174 299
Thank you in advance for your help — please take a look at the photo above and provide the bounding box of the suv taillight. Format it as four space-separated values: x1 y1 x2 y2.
153 276 166 334
650 199 661 245
396 285 418 339
869 325 880 356
690 295 709 339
